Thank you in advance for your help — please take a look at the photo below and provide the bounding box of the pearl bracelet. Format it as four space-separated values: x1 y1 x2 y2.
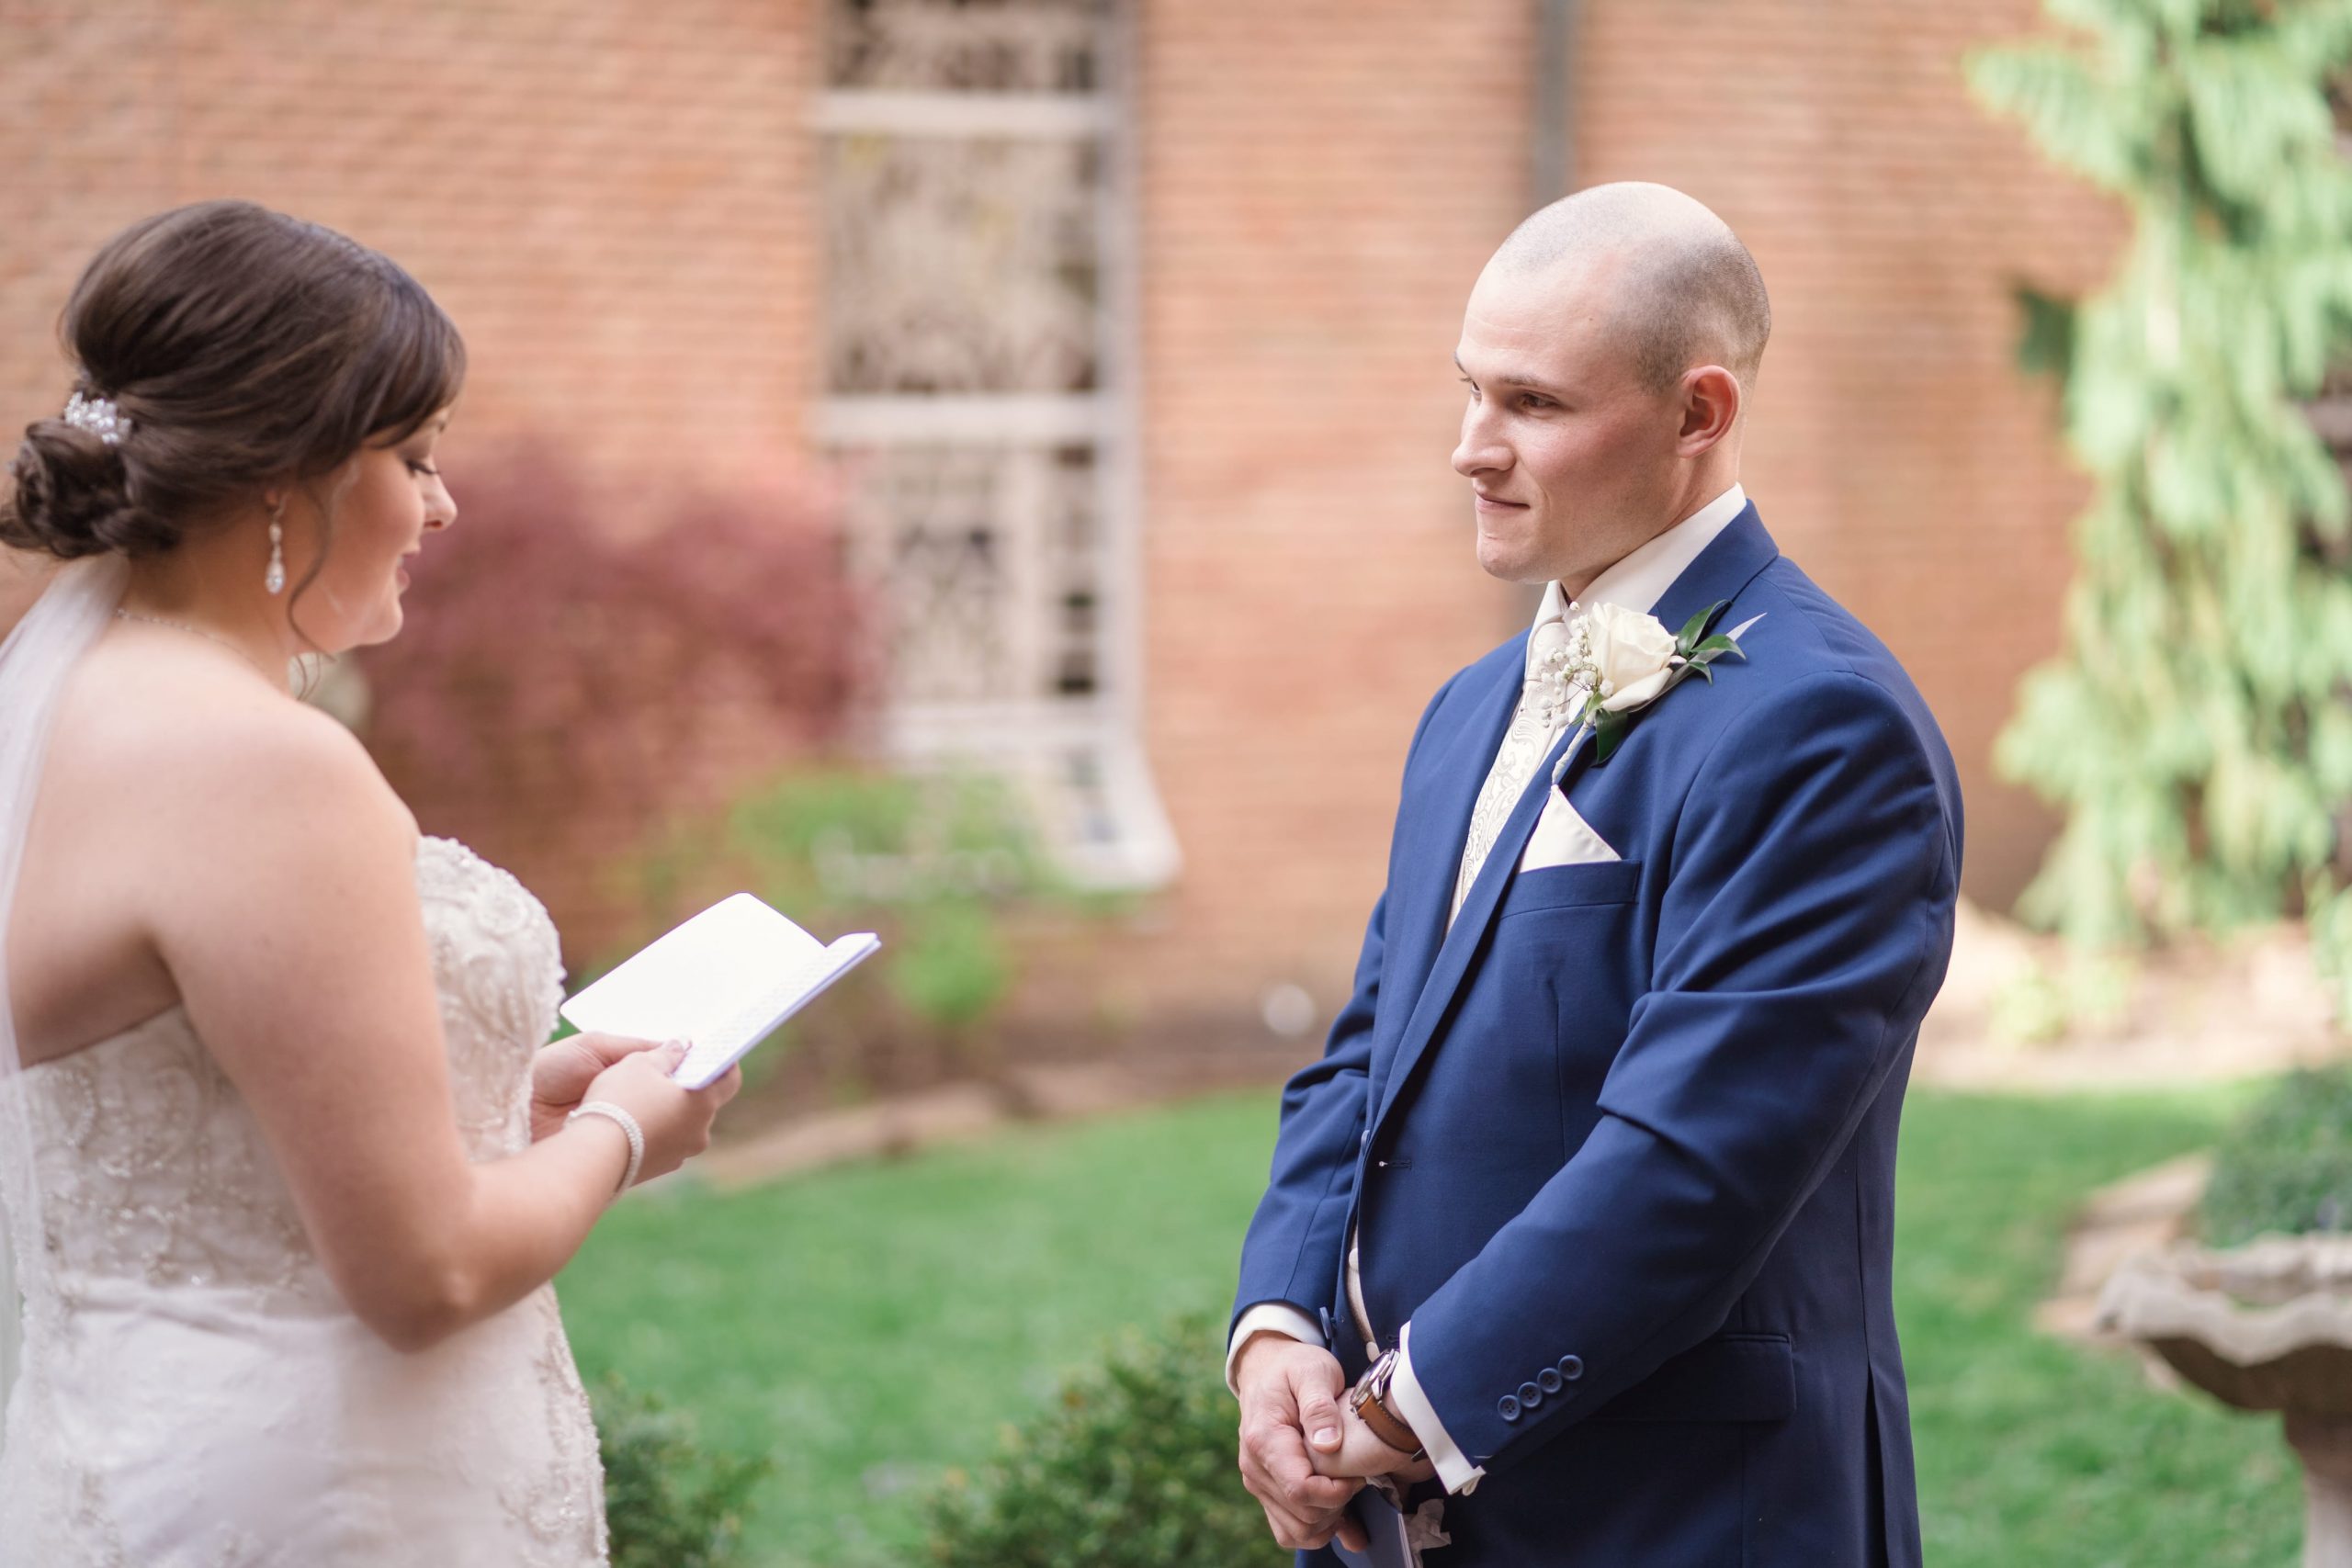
567 1100 645 1194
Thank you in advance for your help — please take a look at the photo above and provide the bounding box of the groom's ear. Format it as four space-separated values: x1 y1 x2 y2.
1675 364 1743 455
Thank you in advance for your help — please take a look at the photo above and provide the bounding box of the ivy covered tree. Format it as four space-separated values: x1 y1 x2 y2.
1970 0 2352 1020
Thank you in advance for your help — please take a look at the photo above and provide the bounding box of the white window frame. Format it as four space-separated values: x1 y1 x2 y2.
811 4 1175 891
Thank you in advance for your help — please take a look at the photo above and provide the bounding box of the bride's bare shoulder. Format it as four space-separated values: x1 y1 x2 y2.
55 641 418 852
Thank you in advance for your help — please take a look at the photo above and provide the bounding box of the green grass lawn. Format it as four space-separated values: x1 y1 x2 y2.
559 1086 2303 1567
1898 1089 2301 1566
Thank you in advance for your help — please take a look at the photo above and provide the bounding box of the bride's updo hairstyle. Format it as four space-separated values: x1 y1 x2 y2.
0 199 464 571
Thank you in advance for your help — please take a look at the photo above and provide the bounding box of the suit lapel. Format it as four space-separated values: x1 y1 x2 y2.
1373 720 1597 1134
1376 652 1523 1039
1639 502 1777 677
1369 504 1782 1139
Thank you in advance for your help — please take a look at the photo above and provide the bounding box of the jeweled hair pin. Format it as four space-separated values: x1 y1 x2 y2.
62 389 130 446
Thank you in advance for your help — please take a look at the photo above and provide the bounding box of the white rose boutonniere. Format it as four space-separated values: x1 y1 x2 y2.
1586 602 1682 714
1536 598 1761 770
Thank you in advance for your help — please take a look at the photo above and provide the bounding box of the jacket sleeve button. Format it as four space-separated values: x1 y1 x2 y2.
1498 1394 1521 1421
1558 1354 1584 1381
1517 1381 1543 1407
1537 1367 1563 1394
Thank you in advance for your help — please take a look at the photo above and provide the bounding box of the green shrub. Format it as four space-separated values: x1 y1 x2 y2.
2201 1066 2352 1248
641 764 1080 1086
1969 2 2352 1025
724 767 1054 1029
594 1371 771 1568
923 1315 1290 1568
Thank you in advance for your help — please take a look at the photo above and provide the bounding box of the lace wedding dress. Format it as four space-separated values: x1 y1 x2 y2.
0 564 608 1567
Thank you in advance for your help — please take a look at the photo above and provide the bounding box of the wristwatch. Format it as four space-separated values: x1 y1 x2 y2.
1350 1347 1427 1461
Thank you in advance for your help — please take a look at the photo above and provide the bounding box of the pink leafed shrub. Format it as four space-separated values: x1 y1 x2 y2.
356 441 869 956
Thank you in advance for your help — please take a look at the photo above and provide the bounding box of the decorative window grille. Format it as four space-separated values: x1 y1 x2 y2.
817 0 1175 890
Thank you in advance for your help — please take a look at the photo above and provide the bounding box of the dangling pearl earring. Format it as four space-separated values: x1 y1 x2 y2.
265 496 287 595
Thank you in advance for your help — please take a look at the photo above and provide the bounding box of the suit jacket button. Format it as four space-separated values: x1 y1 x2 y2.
1558 1354 1584 1381
1537 1367 1563 1394
1498 1394 1521 1421
1518 1381 1542 1407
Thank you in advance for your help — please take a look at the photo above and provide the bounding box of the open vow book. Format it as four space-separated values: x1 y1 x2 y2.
557 895 881 1090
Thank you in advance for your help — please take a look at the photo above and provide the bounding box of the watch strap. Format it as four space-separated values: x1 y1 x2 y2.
1352 1352 1426 1460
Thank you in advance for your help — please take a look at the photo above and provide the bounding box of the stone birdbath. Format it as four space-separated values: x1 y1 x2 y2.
2101 1237 2352 1565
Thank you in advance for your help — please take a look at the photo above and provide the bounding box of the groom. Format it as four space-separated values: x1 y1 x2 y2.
1228 182 1961 1567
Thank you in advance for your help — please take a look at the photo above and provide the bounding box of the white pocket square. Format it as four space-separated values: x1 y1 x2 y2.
1518 789 1621 871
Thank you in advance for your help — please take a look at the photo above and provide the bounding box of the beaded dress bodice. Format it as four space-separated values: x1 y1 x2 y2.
0 836 607 1567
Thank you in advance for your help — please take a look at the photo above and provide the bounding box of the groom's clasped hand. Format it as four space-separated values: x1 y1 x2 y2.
1235 1332 1432 1553
1234 1336 1372 1552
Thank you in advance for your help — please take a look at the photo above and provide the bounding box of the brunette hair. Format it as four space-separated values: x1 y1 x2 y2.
1 199 464 583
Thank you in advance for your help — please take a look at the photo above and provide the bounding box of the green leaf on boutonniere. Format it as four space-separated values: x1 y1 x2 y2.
1674 602 1726 651
1592 706 1634 764
1691 633 1745 660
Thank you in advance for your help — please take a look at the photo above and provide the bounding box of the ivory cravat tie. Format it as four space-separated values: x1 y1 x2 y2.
1451 609 1577 923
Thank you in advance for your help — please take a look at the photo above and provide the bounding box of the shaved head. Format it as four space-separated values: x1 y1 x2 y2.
1492 182 1770 395
1453 182 1764 591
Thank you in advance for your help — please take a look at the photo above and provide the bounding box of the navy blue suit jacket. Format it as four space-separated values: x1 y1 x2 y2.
1233 506 1961 1568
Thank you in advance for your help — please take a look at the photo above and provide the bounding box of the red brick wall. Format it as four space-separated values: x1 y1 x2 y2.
1129 0 1541 1020
0 0 820 494
1567 0 2121 908
0 0 2120 1045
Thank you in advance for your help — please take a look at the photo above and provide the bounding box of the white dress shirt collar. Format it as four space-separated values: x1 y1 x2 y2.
1524 483 1748 675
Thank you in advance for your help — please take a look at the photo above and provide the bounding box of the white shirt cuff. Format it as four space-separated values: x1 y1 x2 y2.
1395 1320 1485 1495
1225 1303 1327 1397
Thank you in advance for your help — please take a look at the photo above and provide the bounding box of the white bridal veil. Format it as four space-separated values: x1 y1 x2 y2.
0 553 129 1453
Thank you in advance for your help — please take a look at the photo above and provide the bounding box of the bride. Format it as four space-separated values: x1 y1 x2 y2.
0 200 741 1564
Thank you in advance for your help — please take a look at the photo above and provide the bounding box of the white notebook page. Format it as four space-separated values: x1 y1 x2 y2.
558 895 879 1088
